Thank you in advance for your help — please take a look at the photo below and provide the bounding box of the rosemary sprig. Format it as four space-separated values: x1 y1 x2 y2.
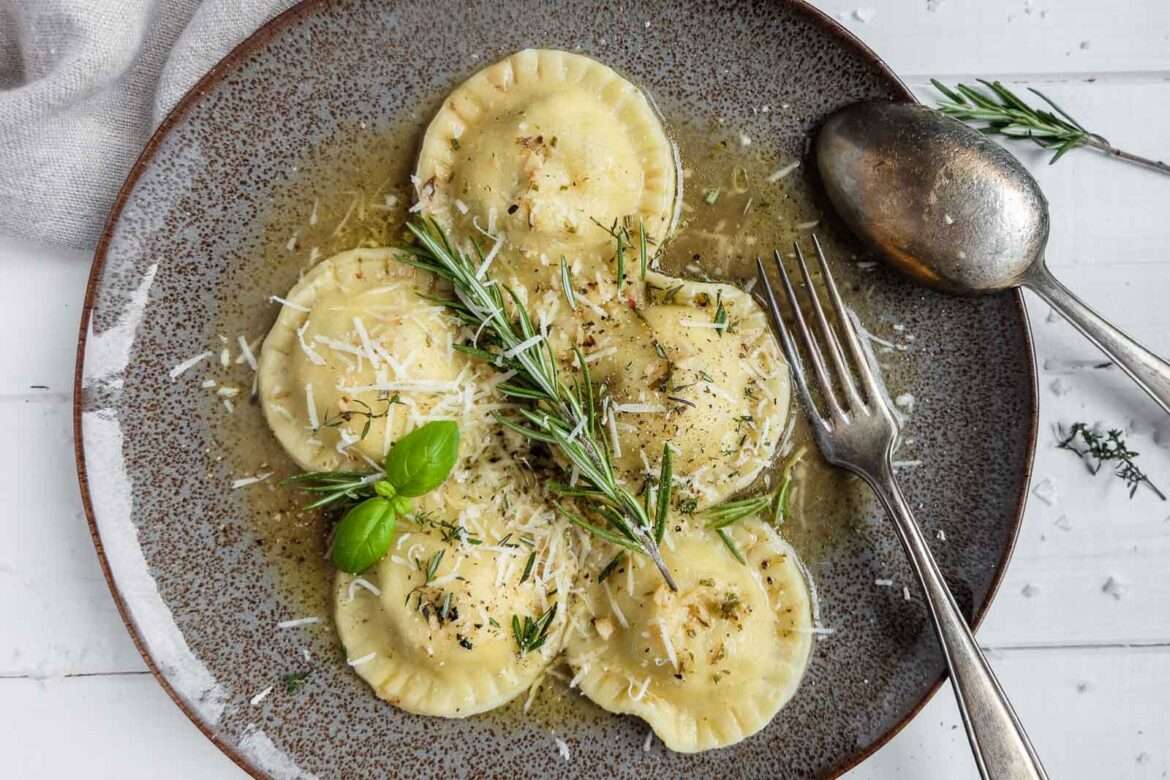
512 604 558 655
399 218 677 589
701 453 802 562
281 471 382 510
933 79 1170 175
1057 422 1166 500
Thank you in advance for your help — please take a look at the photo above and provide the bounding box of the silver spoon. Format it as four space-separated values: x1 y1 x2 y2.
816 100 1170 415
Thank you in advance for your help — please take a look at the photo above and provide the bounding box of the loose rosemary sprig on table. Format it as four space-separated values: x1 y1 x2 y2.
1057 422 1166 500
932 79 1170 175
398 217 678 590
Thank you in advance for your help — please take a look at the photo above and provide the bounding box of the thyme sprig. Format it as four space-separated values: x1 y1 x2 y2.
399 218 677 589
1057 422 1166 500
318 395 401 441
933 79 1170 175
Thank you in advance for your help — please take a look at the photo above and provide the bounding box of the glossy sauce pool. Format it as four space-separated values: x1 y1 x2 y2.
209 102 908 726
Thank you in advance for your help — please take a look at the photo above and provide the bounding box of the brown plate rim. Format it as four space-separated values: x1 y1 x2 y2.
72 1 1038 777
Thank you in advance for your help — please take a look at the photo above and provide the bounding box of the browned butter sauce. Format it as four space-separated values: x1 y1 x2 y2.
210 103 899 726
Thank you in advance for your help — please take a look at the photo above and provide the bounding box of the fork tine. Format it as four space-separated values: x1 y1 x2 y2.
792 241 864 412
755 257 826 428
770 249 844 417
809 234 882 401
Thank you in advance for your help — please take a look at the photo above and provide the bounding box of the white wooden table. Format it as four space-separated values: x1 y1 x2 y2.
3 1 1169 776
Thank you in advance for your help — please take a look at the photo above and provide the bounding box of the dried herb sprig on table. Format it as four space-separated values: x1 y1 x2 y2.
932 79 1170 175
1057 422 1166 500
398 218 678 590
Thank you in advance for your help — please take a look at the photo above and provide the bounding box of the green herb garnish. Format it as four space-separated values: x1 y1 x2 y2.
654 444 672 544
287 421 461 574
597 552 625 583
318 395 401 441
425 549 445 582
519 550 537 583
398 218 677 589
1057 423 1166 499
933 79 1170 174
283 671 311 693
713 291 727 336
703 188 720 205
715 528 745 564
512 604 558 655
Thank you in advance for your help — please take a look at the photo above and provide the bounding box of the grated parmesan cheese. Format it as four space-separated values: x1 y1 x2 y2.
169 351 211 380
269 294 310 313
277 616 321 629
236 335 258 370
767 160 800 182
352 316 380 368
679 318 727 330
347 652 376 667
656 618 679 670
296 323 326 365
231 472 272 489
347 577 382 600
250 685 274 706
502 333 544 360
305 383 320 430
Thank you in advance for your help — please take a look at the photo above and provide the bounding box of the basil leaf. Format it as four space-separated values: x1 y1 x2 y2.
331 497 397 574
384 420 460 497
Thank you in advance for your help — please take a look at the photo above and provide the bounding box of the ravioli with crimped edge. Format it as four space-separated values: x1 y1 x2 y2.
565 518 813 752
415 48 680 287
335 469 576 717
542 268 791 509
258 248 500 472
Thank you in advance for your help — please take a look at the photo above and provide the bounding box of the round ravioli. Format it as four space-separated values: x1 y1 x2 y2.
415 48 679 286
565 519 813 752
258 247 496 472
562 269 790 508
335 468 576 717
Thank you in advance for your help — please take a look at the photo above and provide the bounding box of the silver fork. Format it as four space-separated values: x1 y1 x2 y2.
756 237 1047 780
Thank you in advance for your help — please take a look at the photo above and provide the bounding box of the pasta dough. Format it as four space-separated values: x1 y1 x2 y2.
565 519 813 752
335 470 576 717
561 270 790 508
258 248 494 472
415 48 679 287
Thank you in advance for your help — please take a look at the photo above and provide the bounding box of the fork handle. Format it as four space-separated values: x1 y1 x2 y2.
867 463 1048 780
1024 261 1170 415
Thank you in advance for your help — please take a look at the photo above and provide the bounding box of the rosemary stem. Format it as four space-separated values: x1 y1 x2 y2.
1084 135 1170 177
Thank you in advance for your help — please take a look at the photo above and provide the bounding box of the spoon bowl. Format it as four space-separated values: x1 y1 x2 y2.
816 100 1170 415
816 101 1048 294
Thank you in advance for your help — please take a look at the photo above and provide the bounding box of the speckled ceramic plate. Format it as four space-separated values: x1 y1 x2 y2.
74 1 1037 777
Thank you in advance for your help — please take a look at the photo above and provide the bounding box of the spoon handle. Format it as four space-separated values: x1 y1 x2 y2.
1025 263 1170 415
